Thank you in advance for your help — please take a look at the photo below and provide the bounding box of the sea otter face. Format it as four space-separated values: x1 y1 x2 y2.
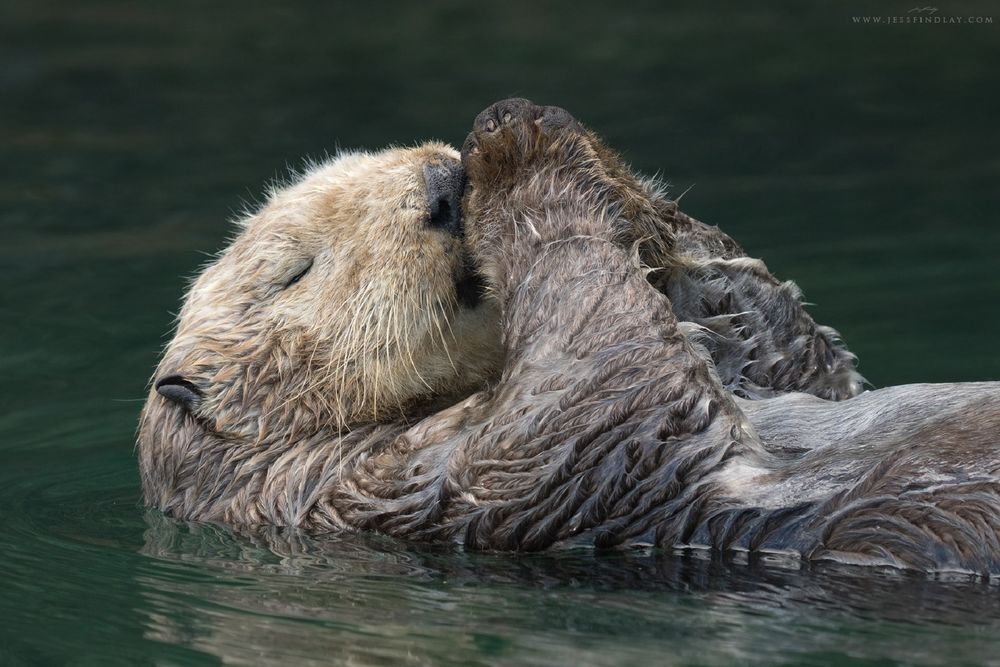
140 143 501 452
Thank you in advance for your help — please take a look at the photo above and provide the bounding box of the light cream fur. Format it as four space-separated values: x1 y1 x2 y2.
151 143 500 441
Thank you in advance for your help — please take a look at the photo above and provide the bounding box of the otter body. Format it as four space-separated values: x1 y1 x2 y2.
139 136 859 524
138 102 998 575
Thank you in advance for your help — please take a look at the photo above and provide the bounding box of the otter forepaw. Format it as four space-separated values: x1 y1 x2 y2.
460 98 604 292
461 98 583 182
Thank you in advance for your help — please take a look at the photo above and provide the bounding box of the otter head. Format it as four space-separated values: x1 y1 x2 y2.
138 143 501 519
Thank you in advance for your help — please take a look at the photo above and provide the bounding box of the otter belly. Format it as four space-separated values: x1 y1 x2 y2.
726 382 1000 509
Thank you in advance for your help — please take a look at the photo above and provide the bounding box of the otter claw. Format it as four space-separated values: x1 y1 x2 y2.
461 132 479 156
537 105 580 133
472 97 534 137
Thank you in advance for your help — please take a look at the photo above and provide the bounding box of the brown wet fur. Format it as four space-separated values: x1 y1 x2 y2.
333 99 1000 575
137 124 852 530
461 98 862 400
139 102 1000 576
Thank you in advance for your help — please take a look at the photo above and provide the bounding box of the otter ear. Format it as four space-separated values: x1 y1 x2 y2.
155 375 202 411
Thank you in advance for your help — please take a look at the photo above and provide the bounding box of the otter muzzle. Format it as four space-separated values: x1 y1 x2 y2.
424 160 465 237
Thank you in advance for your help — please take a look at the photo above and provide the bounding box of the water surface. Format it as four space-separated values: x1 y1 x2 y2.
2 2 999 665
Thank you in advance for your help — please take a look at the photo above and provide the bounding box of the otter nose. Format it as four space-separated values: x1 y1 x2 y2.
424 160 464 237
155 374 202 411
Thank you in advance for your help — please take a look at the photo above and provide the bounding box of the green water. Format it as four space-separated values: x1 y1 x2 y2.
2 2 999 665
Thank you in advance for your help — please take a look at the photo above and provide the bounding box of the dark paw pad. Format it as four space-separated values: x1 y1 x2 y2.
461 98 581 174
537 105 580 133
472 98 536 136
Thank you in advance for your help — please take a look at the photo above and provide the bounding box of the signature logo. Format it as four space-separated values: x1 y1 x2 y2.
907 6 939 14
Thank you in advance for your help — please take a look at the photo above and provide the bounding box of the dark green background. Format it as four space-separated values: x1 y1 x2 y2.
2 2 998 665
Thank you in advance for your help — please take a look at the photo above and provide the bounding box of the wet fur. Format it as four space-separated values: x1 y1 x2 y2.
583 134 863 400
332 100 1000 574
139 133 859 528
138 104 999 575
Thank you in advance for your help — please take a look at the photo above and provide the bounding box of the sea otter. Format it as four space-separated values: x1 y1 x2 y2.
139 102 1000 574
138 133 857 526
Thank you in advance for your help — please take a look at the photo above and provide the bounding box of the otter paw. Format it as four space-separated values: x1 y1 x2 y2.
460 98 583 181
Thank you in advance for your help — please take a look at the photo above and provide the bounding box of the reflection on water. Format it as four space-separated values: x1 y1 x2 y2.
136 514 1000 667
2 1 999 665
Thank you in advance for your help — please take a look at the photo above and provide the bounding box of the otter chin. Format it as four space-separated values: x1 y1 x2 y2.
138 143 502 524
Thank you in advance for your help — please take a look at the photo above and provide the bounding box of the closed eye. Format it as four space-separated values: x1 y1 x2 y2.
284 259 314 289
